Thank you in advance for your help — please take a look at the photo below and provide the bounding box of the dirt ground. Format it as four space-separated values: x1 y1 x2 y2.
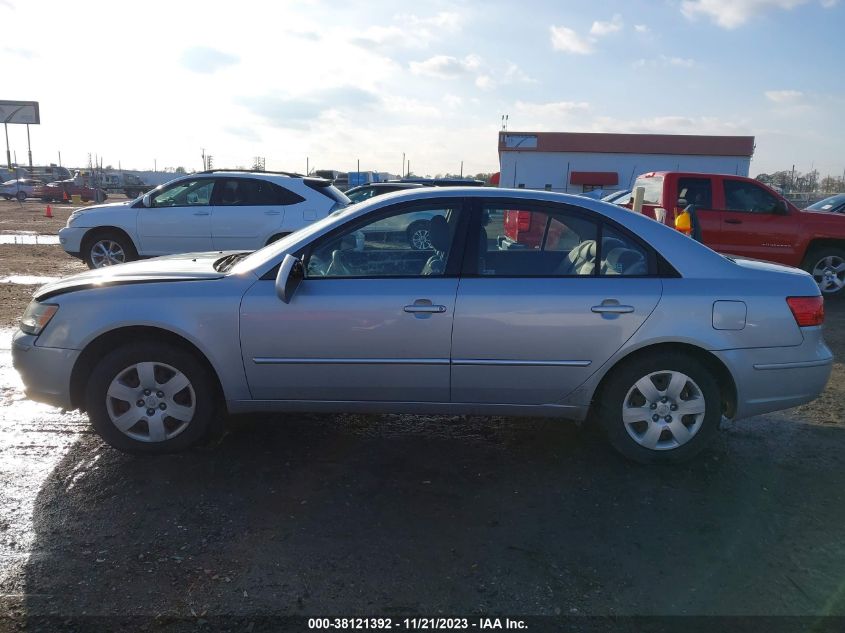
2 197 845 626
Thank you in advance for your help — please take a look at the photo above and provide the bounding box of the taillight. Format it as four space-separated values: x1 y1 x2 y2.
787 296 824 327
516 211 531 231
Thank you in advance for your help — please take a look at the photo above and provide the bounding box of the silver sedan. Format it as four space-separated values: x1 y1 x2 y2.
12 188 833 462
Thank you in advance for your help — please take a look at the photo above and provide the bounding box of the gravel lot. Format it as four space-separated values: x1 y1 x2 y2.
1 197 844 627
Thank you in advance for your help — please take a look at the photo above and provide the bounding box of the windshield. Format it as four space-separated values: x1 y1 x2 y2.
806 194 845 211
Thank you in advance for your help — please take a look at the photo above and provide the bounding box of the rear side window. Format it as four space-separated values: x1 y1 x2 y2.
677 177 712 208
215 178 305 206
632 175 663 205
600 225 650 276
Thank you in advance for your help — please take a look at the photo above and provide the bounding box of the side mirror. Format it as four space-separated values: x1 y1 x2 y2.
275 254 304 303
142 193 152 208
774 199 789 215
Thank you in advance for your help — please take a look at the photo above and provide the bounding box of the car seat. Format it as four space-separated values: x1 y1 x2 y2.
602 248 647 275
422 215 450 275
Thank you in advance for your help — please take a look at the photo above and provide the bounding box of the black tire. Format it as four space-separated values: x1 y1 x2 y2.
2 195 11 201
15 191 26 202
82 230 138 269
406 220 432 250
85 342 219 454
266 232 291 246
802 247 845 298
596 351 722 464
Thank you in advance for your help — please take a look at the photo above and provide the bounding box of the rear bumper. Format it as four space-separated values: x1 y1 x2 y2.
11 330 78 410
714 326 833 419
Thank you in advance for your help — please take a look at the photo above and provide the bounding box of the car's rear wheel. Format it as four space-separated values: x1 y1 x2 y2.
406 220 432 250
83 231 138 269
597 352 721 463
15 191 26 202
803 248 845 298
85 342 218 454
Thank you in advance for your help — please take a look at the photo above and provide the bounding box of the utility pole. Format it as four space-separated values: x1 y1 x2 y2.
460 160 463 178
402 152 405 179
4 122 10 170
306 156 309 176
26 124 32 169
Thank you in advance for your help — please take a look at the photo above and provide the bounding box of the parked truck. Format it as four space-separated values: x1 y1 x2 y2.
627 171 845 297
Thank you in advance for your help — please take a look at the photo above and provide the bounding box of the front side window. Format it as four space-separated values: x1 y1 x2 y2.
723 180 779 213
151 179 213 207
305 204 461 278
632 175 664 205
346 187 377 203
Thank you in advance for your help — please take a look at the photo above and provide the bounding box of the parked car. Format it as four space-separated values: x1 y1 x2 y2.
805 193 845 215
601 189 632 204
345 182 424 204
1 178 42 201
58 170 349 269
627 171 845 297
32 179 107 203
14 187 831 463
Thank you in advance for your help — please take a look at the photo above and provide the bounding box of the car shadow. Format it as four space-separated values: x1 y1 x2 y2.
12 412 845 623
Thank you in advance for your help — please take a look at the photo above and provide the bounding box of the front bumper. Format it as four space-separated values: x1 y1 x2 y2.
714 326 833 419
57 226 86 258
11 330 79 410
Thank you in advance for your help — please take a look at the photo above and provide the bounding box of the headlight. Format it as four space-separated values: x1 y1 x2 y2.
67 210 84 224
20 302 59 335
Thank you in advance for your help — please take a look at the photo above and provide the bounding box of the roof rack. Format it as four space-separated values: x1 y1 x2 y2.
198 169 306 178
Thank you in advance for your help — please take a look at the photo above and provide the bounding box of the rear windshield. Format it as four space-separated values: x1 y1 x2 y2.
304 178 350 206
632 175 664 205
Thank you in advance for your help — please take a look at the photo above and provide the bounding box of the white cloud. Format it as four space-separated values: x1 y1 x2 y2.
633 55 696 68
504 62 537 84
442 94 463 108
409 54 482 78
634 23 650 32
681 0 835 28
512 101 590 129
180 46 239 74
549 25 594 54
590 14 624 36
765 89 804 102
475 75 494 90
352 11 462 49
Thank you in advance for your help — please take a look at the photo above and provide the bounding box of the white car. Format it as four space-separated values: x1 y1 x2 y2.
1 178 42 202
58 170 349 268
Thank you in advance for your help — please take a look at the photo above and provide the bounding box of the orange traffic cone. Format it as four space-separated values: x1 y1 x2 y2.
63 190 69 203
45 204 53 218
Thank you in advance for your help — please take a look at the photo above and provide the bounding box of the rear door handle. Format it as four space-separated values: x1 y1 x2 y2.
725 218 742 224
404 304 447 314
264 210 281 215
193 211 210 216
591 305 635 314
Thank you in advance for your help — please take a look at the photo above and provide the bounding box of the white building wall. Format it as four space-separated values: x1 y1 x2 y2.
499 151 752 193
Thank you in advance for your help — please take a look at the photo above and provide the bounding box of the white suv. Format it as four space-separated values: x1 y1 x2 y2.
58 170 349 268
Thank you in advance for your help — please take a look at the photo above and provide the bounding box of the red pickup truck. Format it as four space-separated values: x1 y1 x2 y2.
628 171 845 297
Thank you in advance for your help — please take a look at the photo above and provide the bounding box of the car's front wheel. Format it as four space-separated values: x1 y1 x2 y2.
85 342 218 454
804 248 845 298
597 351 721 463
15 191 26 202
82 231 138 268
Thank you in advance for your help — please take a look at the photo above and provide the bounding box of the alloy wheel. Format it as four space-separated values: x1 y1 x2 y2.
90 240 126 267
811 255 845 294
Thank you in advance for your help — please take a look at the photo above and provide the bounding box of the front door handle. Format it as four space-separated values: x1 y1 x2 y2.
193 211 210 216
264 210 281 215
725 218 742 224
404 304 447 314
591 304 635 314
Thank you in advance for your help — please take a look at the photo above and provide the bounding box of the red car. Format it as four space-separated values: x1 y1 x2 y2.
33 179 107 203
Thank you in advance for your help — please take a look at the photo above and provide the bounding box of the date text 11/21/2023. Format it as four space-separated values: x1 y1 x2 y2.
307 617 528 629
